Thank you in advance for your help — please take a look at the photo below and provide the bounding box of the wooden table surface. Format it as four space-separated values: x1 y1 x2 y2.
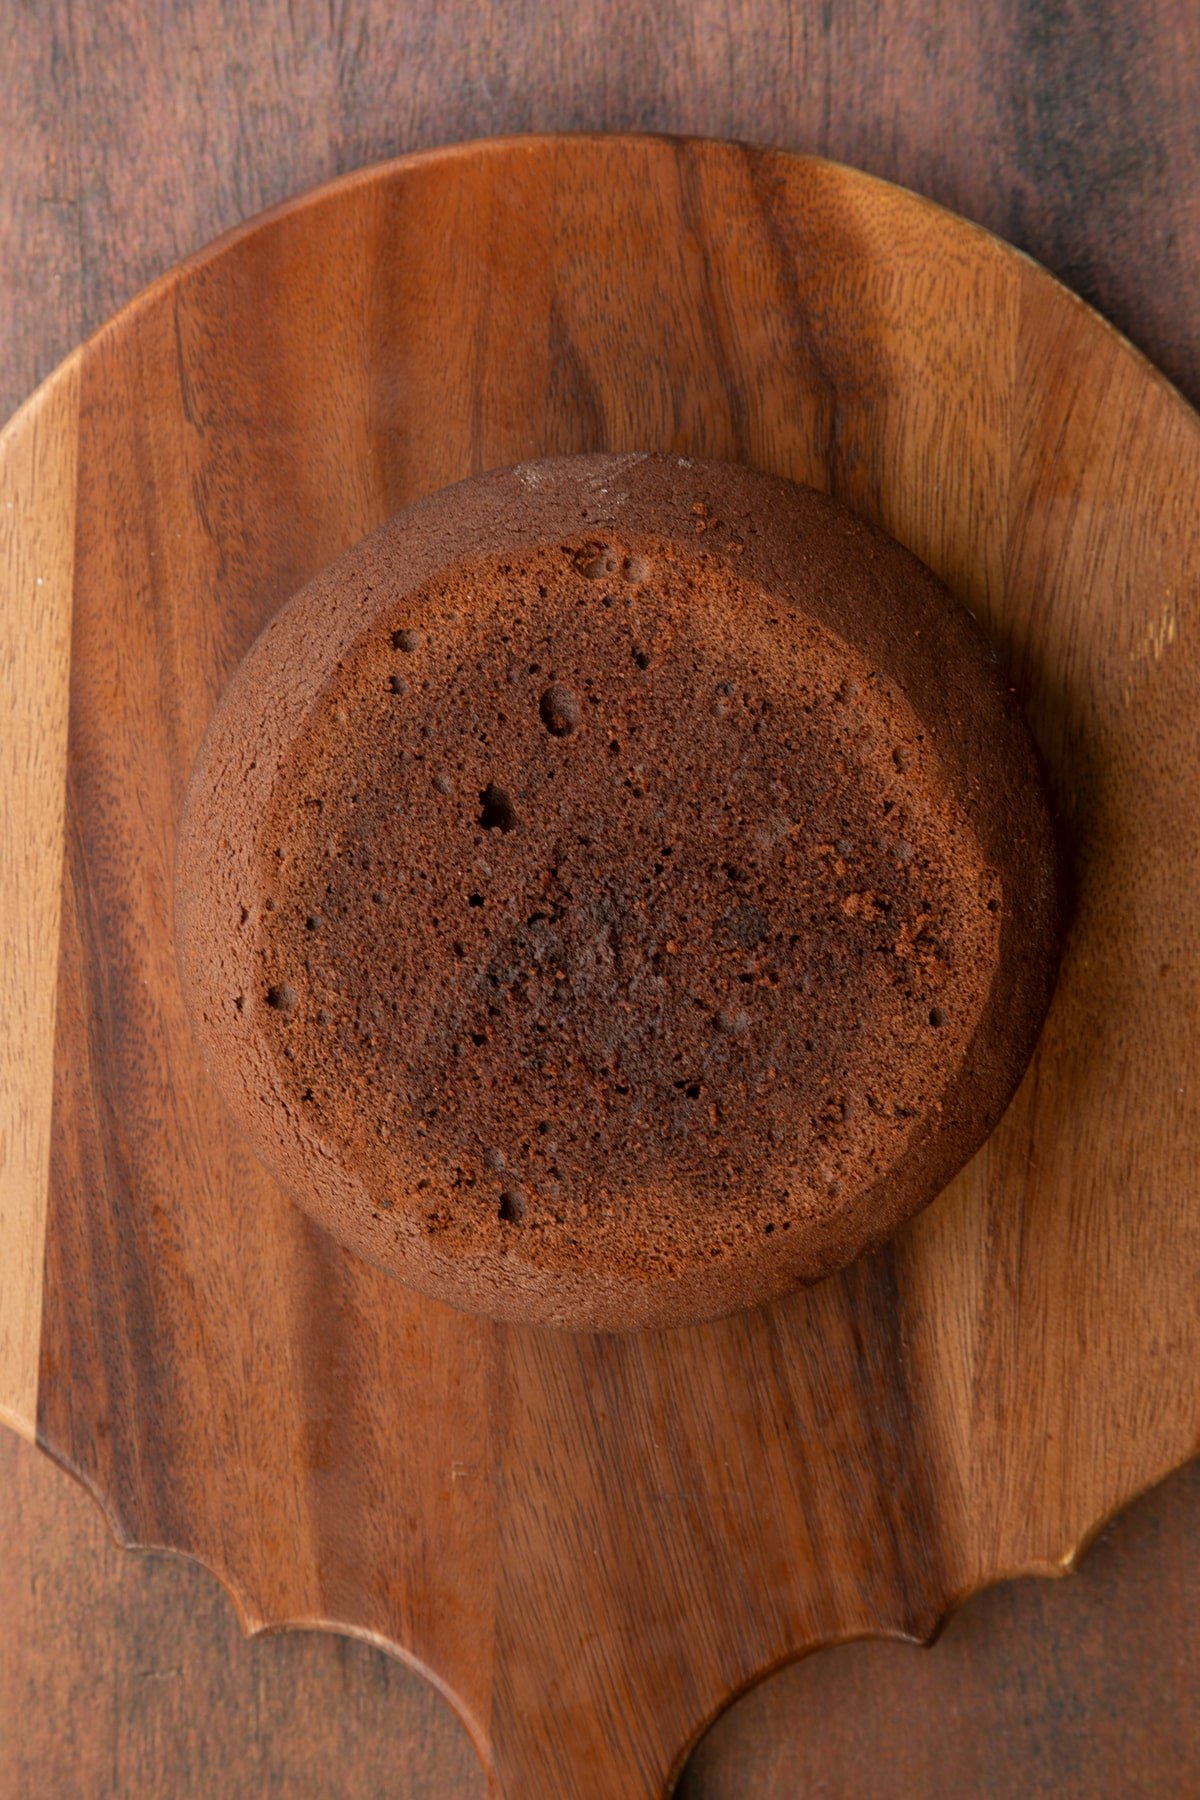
2 3 1197 1794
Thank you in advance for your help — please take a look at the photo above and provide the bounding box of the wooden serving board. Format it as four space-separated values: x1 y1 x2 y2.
1 135 1197 1797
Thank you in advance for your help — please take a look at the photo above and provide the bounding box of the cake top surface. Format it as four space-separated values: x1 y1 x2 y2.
176 454 1060 1328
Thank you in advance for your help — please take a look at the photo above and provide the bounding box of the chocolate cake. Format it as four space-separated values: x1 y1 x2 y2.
175 454 1061 1329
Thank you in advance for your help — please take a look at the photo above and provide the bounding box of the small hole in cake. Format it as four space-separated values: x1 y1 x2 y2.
498 1189 525 1224
265 983 296 1014
468 892 485 907
764 1222 775 1234
305 914 323 931
387 674 408 695
391 627 421 651
632 647 651 670
539 684 579 736
987 897 1000 913
479 784 517 832
929 1006 947 1027
623 554 649 584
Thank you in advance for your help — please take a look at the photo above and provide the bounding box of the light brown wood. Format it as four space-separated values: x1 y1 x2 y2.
5 1424 1195 1799
2 136 1197 1796
0 362 78 1441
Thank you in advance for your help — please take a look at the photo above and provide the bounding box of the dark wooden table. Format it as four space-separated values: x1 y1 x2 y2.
3 4 1197 1793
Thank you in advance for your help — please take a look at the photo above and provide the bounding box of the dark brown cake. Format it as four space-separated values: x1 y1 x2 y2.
175 454 1061 1329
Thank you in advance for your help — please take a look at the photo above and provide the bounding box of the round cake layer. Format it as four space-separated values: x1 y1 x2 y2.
176 454 1061 1328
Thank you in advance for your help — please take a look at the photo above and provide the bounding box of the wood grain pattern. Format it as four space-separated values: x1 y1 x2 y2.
0 1427 483 1799
683 1454 1200 1798
4 7 1199 1796
0 366 78 1441
5 1426 1194 1798
5 3 1200 432
4 134 1193 1796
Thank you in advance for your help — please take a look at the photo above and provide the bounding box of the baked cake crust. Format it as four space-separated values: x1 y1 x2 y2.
175 454 1061 1329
